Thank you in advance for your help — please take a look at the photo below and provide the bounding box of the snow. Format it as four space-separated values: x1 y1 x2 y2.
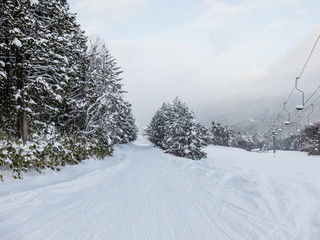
1 135 320 239
12 38 22 47
14 90 21 100
296 105 304 110
30 0 39 5
0 71 6 78
13 28 22 33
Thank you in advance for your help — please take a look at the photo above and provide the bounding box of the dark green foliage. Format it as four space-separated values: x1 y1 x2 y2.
300 123 320 155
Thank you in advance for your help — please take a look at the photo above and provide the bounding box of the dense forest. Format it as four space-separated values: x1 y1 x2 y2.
0 0 137 179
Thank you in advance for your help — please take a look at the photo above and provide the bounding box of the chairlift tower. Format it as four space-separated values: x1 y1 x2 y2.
269 124 277 155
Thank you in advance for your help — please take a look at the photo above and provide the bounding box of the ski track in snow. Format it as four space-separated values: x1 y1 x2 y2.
1 137 320 240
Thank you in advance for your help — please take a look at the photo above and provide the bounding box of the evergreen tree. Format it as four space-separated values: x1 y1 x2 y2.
209 122 230 146
0 0 87 140
78 38 136 145
208 121 267 151
300 123 320 154
147 97 207 160
197 123 212 144
279 134 300 151
146 103 171 149
41 0 87 134
252 133 265 150
235 132 254 151
25 0 69 136
116 101 137 144
0 0 137 179
0 0 39 141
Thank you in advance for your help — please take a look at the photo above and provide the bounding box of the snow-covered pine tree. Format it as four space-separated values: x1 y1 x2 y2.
208 121 267 151
147 97 207 160
0 0 137 179
197 123 212 144
42 0 87 134
252 132 265 150
0 0 40 141
78 38 136 146
300 123 319 154
146 102 171 149
24 0 71 136
163 98 207 160
209 122 230 146
235 132 254 151
0 0 87 140
279 134 300 151
0 1 15 134
115 101 137 144
78 38 117 145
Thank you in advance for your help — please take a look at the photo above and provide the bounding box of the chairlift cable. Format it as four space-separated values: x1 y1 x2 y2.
290 99 320 123
275 33 320 125
304 83 320 105
283 97 317 124
297 33 320 80
309 93 320 105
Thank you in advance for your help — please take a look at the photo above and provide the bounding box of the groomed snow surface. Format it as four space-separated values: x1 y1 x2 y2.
1 135 320 240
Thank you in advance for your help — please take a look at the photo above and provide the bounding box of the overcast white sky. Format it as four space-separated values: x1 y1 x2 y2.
68 0 320 125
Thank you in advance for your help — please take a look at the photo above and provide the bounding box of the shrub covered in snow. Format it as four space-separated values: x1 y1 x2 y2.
146 98 207 160
299 123 320 155
0 132 112 180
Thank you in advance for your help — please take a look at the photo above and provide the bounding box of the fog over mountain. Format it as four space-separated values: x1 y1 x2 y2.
193 94 319 135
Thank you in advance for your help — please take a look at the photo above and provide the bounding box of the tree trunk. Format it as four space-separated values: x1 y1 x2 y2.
16 49 28 143
21 103 28 142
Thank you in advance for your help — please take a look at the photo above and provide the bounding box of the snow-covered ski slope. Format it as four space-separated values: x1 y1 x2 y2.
1 135 320 240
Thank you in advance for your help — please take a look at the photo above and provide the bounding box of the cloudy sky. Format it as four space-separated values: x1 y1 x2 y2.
68 0 320 125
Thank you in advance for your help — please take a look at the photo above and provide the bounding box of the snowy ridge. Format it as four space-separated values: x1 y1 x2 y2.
1 137 320 239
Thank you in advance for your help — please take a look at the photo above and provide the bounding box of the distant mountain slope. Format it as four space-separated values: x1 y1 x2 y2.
193 95 319 134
